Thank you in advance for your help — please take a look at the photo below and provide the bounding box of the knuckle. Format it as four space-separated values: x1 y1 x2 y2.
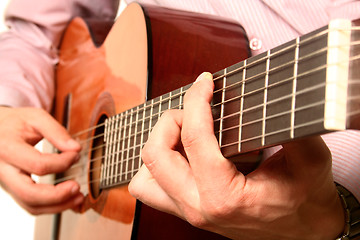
160 109 173 118
158 109 180 124
182 207 209 229
18 192 37 208
202 203 231 220
184 212 208 229
26 207 41 215
181 127 199 150
32 160 49 175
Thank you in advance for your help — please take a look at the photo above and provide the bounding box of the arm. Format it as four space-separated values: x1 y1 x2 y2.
0 0 119 110
0 0 119 214
129 72 345 240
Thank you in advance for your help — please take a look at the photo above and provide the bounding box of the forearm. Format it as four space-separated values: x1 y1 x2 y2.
0 0 119 110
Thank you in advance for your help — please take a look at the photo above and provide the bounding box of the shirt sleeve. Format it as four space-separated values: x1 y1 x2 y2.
0 0 119 111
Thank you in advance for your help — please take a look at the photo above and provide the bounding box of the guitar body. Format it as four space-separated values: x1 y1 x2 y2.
48 3 250 240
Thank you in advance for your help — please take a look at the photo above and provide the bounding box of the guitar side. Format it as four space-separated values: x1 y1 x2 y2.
34 3 250 240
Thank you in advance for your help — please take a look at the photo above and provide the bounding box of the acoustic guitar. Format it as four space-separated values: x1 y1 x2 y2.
34 2 360 240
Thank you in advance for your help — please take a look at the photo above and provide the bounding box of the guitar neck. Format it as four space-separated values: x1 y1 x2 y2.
99 19 360 189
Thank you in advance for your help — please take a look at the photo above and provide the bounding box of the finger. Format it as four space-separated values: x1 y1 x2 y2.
140 110 200 206
129 165 181 217
182 73 242 188
3 139 79 175
23 108 81 152
0 161 83 209
18 193 84 215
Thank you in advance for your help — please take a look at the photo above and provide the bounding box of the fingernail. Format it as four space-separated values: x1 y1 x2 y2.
195 72 212 83
71 185 80 195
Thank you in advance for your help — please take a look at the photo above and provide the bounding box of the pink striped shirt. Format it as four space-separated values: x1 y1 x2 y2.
1 0 360 201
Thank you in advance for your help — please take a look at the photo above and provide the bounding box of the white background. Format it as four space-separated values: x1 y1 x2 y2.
0 1 36 240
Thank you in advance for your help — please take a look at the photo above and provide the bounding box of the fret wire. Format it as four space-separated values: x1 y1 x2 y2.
179 87 184 109
219 69 226 147
220 117 326 149
211 27 334 85
139 102 146 171
159 95 163 121
98 114 327 186
213 37 359 101
97 153 142 186
88 80 328 161
57 28 360 186
70 35 360 142
120 111 128 182
95 95 325 170
212 44 328 99
212 54 331 112
100 119 107 186
75 46 356 147
107 117 113 185
73 88 187 144
79 53 360 187
291 37 300 139
110 115 118 184
115 113 122 183
149 99 154 138
76 43 329 147
86 78 328 165
238 59 246 152
132 106 140 179
168 91 172 110
59 100 336 186
107 116 114 185
104 119 111 186
262 50 270 146
225 51 332 113
70 28 360 141
125 108 134 182
89 88 328 168
221 99 326 137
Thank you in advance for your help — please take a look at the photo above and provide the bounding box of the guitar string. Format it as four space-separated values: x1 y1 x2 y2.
73 40 360 148
51 28 360 185
57 105 360 188
74 80 329 159
69 26 360 140
52 115 328 187
52 45 360 184
79 86 360 171
83 92 360 171
53 89 360 186
53 78 360 186
73 49 360 150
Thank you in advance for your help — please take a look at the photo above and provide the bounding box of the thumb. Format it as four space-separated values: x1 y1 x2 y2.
281 136 332 175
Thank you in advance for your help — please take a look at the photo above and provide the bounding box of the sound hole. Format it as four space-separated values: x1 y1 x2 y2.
89 114 107 199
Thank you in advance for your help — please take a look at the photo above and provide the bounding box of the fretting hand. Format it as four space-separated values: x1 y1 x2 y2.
0 107 84 214
129 72 345 240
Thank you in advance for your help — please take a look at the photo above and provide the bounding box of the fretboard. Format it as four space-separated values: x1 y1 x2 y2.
99 19 360 189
